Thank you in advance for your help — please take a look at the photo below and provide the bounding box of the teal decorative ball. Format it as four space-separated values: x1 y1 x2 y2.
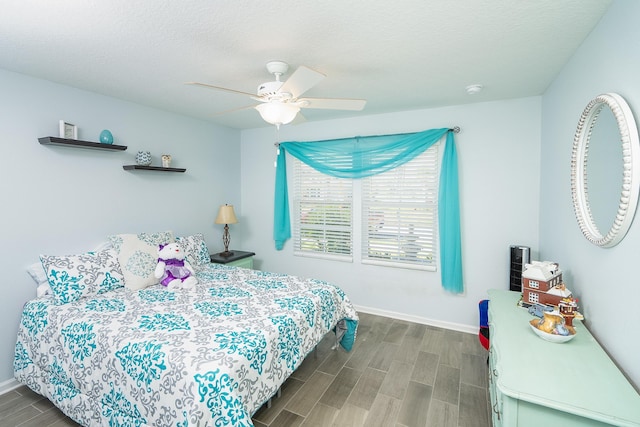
99 129 114 144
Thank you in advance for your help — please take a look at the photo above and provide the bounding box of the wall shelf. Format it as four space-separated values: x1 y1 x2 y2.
123 165 186 173
39 136 127 151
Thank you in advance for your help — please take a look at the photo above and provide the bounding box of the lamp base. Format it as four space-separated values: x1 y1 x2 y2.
219 250 234 258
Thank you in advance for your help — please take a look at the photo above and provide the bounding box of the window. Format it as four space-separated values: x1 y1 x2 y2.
292 143 440 269
362 144 439 270
292 160 353 260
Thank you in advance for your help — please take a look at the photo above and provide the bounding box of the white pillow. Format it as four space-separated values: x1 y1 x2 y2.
27 241 113 298
40 249 125 305
108 231 175 290
93 240 113 252
27 262 51 297
27 261 48 286
176 233 210 266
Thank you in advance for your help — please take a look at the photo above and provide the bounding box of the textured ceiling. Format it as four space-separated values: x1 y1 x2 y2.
0 0 611 129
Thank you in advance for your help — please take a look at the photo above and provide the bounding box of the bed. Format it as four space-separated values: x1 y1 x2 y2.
15 261 358 426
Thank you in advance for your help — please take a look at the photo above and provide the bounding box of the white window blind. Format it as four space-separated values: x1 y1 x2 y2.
361 143 439 270
292 159 353 260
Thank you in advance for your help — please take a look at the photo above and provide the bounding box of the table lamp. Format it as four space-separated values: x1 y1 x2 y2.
215 204 238 257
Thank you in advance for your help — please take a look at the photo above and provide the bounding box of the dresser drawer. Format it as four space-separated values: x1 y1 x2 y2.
226 256 253 269
210 250 255 269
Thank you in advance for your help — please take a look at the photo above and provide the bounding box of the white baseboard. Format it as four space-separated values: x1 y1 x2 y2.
354 304 477 335
0 378 20 395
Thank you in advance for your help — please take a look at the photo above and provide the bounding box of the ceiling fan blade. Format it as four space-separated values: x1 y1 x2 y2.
297 97 366 111
212 104 258 116
290 111 307 125
278 66 325 98
185 82 256 98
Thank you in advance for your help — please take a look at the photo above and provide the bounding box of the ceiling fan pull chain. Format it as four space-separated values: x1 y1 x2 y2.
274 125 281 167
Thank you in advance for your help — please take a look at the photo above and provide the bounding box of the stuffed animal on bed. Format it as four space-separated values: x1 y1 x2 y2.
154 243 198 290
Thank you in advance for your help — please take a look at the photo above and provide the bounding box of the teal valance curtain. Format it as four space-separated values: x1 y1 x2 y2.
273 128 463 293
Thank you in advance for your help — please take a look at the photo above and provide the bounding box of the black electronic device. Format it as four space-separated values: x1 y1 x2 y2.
509 245 530 292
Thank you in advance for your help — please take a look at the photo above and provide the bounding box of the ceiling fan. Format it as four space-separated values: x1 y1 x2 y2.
186 61 366 127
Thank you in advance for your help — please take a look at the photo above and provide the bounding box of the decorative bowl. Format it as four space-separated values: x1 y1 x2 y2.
529 320 576 343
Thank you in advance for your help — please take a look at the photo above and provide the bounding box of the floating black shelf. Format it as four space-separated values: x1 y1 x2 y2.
39 136 127 151
123 165 186 173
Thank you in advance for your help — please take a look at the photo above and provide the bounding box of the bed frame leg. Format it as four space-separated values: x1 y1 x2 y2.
266 387 281 409
314 345 318 359
331 334 340 350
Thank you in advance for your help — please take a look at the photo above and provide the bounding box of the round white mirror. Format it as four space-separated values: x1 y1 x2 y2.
571 93 640 247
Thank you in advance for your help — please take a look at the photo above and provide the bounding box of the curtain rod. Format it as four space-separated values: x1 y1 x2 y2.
274 126 460 147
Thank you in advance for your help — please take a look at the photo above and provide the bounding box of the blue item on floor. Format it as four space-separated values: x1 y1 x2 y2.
478 299 489 351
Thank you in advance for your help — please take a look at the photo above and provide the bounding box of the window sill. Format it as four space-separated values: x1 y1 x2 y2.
293 251 353 263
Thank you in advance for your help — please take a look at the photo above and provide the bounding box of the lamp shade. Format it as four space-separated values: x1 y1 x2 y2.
215 204 238 224
255 102 300 125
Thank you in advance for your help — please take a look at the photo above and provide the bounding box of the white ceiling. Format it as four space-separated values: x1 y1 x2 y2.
0 0 611 130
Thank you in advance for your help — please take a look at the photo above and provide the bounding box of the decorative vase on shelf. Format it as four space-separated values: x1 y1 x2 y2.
135 151 152 166
99 129 114 144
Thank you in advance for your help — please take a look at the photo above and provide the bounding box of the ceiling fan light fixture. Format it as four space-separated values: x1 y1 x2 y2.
256 102 300 125
190 61 366 126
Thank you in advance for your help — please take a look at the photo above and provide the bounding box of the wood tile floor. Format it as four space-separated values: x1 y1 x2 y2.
0 312 490 427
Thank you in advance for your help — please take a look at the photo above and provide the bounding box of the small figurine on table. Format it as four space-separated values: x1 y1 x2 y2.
558 297 583 327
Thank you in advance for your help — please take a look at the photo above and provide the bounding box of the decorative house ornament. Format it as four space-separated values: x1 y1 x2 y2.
161 154 172 168
558 297 580 327
521 261 563 306
522 260 584 331
135 151 152 166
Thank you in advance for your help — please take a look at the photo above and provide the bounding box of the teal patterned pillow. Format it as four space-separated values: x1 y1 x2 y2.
40 249 124 305
108 231 174 290
176 233 210 266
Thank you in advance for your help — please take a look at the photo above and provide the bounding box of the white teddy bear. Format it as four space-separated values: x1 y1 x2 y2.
154 243 198 290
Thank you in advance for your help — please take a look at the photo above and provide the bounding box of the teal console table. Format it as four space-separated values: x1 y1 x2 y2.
488 289 640 426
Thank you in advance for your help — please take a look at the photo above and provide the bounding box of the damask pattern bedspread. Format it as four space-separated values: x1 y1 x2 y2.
14 263 358 426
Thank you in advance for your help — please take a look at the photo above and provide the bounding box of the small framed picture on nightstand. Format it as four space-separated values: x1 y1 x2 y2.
59 120 78 139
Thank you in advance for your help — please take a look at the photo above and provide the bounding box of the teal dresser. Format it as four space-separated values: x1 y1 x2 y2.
488 289 640 426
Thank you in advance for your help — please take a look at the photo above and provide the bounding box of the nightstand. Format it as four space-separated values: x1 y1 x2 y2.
209 250 256 269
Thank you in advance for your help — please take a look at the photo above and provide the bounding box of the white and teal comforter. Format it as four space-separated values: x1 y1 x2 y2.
14 264 358 426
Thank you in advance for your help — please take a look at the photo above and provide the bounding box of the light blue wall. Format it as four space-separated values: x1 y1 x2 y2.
540 0 640 388
0 68 241 385
8 1 637 393
240 97 541 332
